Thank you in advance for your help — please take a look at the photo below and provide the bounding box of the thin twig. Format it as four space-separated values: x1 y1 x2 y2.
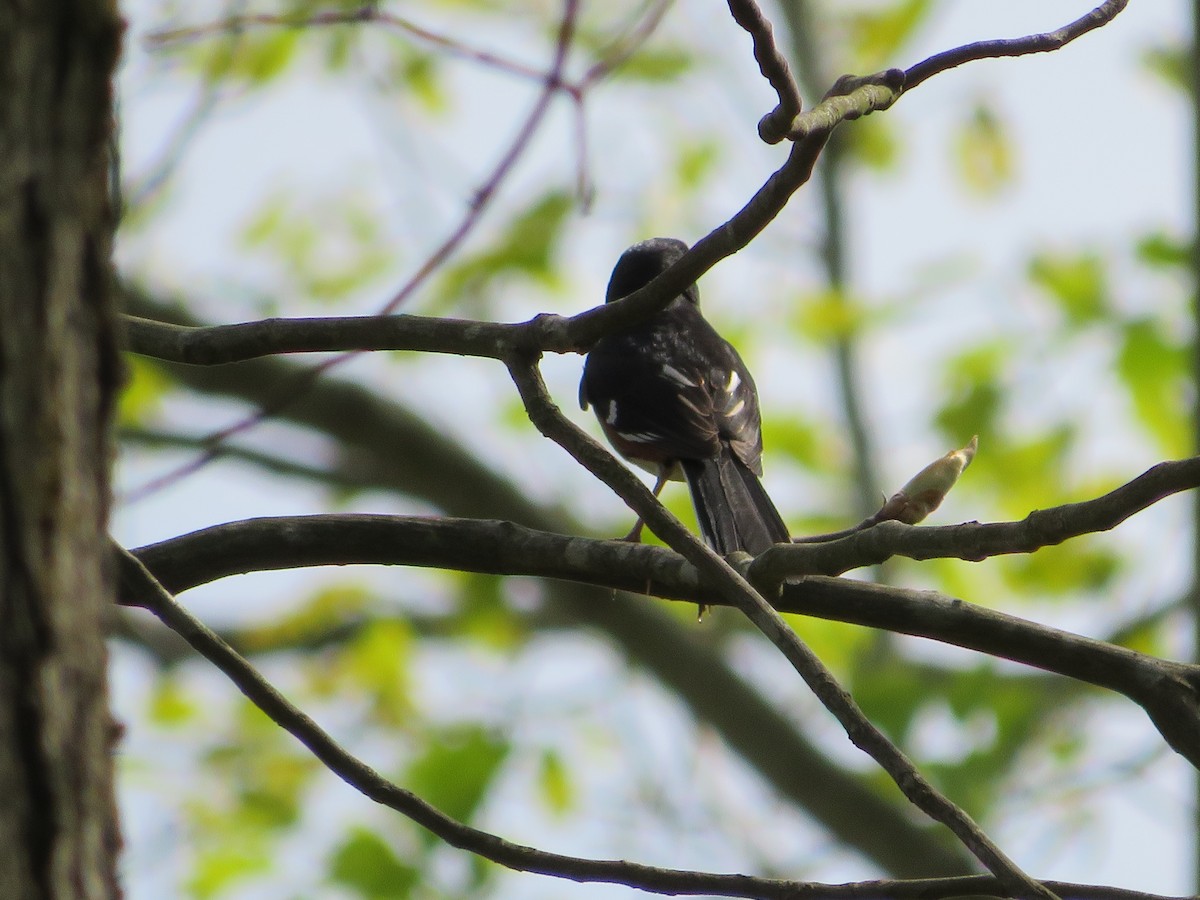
571 0 674 208
124 81 224 210
146 7 547 84
903 0 1129 92
119 425 365 490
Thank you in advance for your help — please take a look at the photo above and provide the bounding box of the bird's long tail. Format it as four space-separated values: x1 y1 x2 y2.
681 446 789 555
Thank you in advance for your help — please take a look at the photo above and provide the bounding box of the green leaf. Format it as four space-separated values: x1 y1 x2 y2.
844 116 900 171
406 726 509 832
1136 231 1191 270
238 188 398 304
323 24 357 71
244 29 301 82
189 29 301 86
431 191 572 314
1000 543 1121 597
1141 44 1189 94
147 675 197 727
850 658 928 740
971 428 1075 519
1116 317 1189 455
1028 251 1108 327
787 615 873 678
934 379 1001 446
118 356 172 426
393 48 447 114
492 192 572 275
613 45 693 82
342 619 416 725
793 288 867 341
953 103 1014 197
537 748 573 815
329 828 419 899
285 0 370 13
847 0 933 67
423 569 530 650
674 139 721 190
763 414 832 471
189 841 273 898
238 753 314 829
857 662 1067 817
240 194 288 248
934 343 1009 443
237 583 374 658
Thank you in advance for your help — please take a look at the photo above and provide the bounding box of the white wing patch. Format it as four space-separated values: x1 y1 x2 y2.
605 400 620 426
617 430 665 443
717 369 746 417
660 364 696 388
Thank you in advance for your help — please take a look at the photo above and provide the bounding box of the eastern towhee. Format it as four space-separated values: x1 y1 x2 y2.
580 237 789 555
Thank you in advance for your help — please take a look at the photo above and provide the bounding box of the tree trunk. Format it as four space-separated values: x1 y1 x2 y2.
0 2 124 897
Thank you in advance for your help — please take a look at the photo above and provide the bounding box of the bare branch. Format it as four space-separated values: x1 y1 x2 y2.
578 0 674 89
121 504 1200 771
903 0 1129 92
119 425 366 490
122 312 519 364
115 544 1185 900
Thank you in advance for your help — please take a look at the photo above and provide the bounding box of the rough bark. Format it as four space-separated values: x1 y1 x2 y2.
0 1 123 897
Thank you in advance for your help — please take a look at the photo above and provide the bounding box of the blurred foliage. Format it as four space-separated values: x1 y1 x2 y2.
114 0 1191 896
841 0 933 70
329 828 420 899
1117 316 1190 455
953 102 1014 197
430 191 573 316
118 356 173 426
1142 43 1190 93
239 188 398 308
406 726 509 832
842 115 900 170
1028 250 1110 329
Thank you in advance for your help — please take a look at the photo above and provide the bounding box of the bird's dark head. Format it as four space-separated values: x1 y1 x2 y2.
605 237 699 306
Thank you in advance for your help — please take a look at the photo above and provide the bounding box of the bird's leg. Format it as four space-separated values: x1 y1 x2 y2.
622 468 670 542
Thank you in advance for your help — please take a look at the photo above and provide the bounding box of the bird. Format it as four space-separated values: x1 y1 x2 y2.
579 237 789 556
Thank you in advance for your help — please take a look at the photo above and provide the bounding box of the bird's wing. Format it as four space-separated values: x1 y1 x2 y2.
673 308 767 476
581 334 720 462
